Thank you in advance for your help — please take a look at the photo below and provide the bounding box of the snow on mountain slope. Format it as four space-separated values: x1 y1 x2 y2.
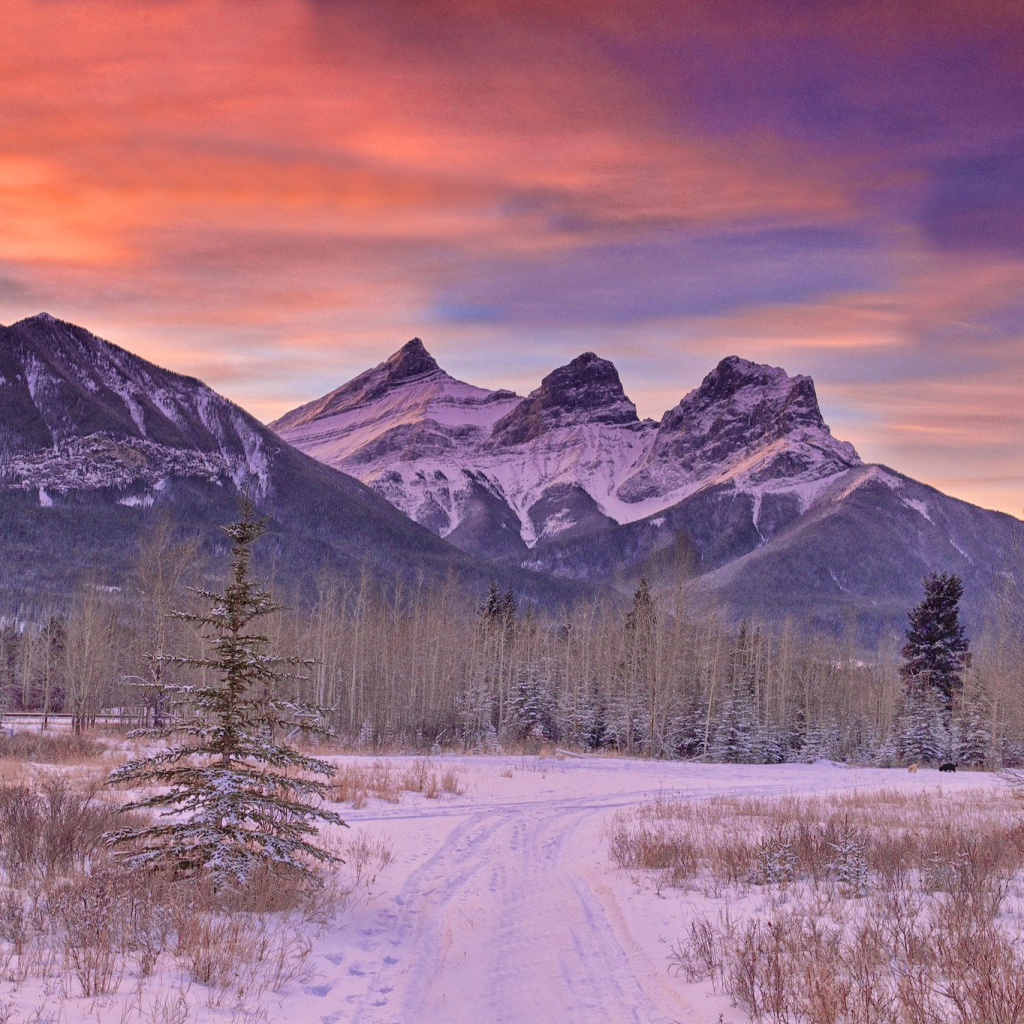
0 312 274 500
273 343 862 555
0 315 580 611
273 338 522 467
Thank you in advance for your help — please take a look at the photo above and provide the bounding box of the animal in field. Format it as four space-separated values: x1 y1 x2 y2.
939 762 957 772
907 763 919 773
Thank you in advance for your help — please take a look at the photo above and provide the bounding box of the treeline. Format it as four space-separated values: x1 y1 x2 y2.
2 523 1023 766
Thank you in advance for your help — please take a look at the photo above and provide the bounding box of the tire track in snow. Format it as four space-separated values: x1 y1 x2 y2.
338 796 686 1024
319 759 987 1024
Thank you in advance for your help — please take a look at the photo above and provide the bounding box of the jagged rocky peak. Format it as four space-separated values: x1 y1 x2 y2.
653 354 860 471
271 338 450 430
488 352 639 447
663 356 831 437
382 337 441 382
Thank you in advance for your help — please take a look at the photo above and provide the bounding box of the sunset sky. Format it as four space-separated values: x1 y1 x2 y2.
2 0 1024 515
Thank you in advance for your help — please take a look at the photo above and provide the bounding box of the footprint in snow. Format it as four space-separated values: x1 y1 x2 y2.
304 983 333 997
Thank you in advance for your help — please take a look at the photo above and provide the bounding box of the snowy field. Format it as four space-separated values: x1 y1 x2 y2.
292 756 996 1024
0 754 1001 1023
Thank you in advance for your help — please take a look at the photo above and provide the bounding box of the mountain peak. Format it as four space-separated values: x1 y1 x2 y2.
384 337 440 382
642 355 860 481
664 356 828 433
17 311 62 326
695 356 816 413
488 351 638 447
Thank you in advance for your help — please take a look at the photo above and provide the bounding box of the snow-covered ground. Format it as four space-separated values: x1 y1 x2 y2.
293 756 996 1024
5 755 998 1023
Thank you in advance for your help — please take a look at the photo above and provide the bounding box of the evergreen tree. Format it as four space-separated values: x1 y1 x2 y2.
105 498 345 882
480 582 517 636
952 679 992 767
895 682 949 765
709 673 759 763
508 663 557 741
900 572 970 703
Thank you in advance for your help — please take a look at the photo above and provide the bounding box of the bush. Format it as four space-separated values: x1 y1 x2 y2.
0 778 140 880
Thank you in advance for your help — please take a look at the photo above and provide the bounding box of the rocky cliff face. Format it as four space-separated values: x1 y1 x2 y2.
0 313 273 501
487 353 639 447
617 356 861 504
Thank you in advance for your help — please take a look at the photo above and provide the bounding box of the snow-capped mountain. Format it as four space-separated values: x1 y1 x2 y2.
0 312 275 504
275 340 1022 640
0 315 572 609
273 341 862 556
3 315 1017 640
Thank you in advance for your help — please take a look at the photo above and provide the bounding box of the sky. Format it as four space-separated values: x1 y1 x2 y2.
2 0 1024 516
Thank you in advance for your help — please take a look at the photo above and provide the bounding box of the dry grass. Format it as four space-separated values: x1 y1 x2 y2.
610 787 1024 893
0 776 146 882
612 786 1024 1024
0 732 106 764
340 829 395 889
329 757 464 807
0 756 390 1017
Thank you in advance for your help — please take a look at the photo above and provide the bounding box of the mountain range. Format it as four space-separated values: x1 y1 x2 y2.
1 313 1018 642
273 338 1022 641
0 314 573 611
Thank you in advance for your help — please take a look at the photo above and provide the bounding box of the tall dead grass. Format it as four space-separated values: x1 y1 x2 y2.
0 769 391 1014
0 732 105 764
613 787 1024 1023
610 788 1024 893
329 757 465 807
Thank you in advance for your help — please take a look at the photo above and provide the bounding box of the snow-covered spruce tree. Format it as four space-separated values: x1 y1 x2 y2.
709 676 759 763
900 572 970 704
508 663 557 742
895 681 949 765
105 498 345 881
952 677 992 767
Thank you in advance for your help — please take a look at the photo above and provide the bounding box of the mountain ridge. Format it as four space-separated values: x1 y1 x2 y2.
273 337 1021 640
0 315 578 611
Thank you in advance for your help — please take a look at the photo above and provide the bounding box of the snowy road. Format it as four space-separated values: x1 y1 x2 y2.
303 756 996 1024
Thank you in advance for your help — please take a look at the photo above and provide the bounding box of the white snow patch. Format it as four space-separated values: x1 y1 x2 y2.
950 537 973 563
903 497 933 523
750 489 765 543
289 758 997 1024
118 493 155 508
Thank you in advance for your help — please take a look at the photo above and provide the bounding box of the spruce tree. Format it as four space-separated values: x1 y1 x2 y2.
618 577 657 754
900 572 970 703
105 498 345 882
